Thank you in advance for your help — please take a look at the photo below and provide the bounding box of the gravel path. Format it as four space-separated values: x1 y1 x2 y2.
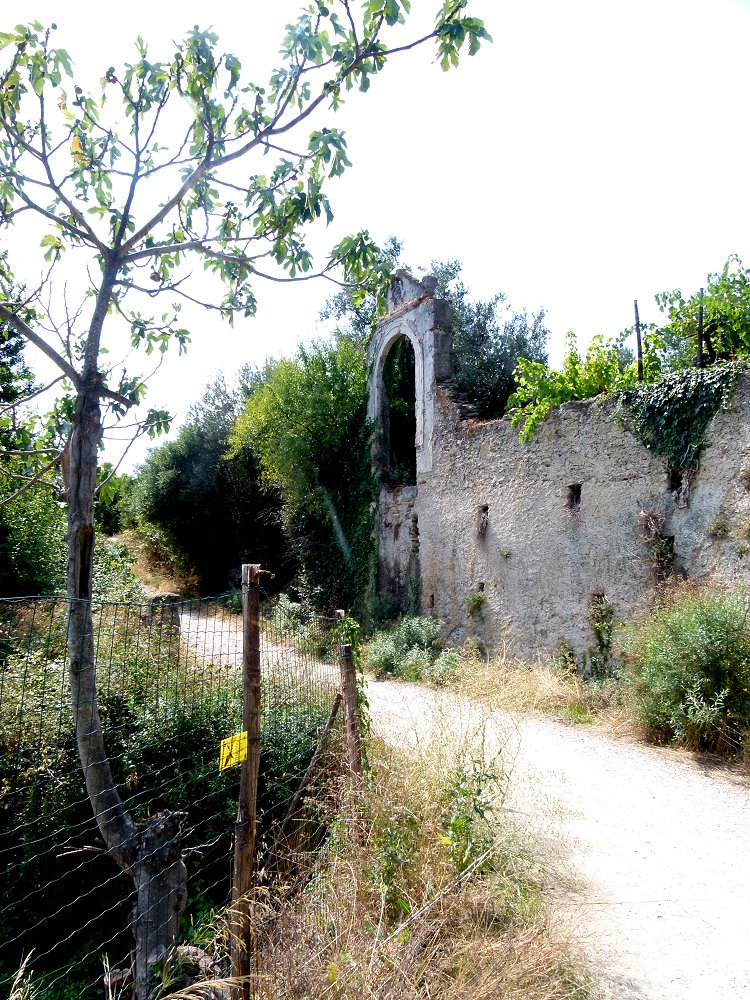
365 677 750 1000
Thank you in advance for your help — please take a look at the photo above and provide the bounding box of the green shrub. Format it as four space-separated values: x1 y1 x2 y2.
92 537 146 601
441 749 504 876
466 588 486 618
363 615 445 681
363 631 399 677
391 615 442 653
400 646 432 681
424 649 463 686
624 584 750 752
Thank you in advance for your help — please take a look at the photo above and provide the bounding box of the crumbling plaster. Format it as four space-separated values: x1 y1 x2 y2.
369 275 750 660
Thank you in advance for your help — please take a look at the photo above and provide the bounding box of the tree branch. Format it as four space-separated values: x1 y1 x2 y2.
0 453 62 507
0 304 81 385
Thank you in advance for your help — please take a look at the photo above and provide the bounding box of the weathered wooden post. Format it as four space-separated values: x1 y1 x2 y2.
335 610 363 776
230 564 262 1000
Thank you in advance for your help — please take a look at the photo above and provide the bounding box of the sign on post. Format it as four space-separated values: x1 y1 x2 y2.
219 731 248 770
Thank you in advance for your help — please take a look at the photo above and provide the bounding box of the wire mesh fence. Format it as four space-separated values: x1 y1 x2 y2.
0 590 344 999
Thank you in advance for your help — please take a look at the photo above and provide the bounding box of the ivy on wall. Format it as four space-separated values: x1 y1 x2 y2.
619 362 743 472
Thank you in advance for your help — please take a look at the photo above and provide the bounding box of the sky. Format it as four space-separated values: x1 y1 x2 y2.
6 0 750 470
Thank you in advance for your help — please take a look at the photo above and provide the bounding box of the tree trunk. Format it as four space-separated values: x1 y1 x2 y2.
66 381 187 998
132 814 189 999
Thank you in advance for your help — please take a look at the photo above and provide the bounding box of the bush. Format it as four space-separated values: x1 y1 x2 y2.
392 615 442 652
424 649 463 686
363 615 445 681
400 646 432 681
363 631 399 677
624 584 750 752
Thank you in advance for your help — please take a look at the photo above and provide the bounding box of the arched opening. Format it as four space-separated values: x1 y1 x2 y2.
382 335 417 487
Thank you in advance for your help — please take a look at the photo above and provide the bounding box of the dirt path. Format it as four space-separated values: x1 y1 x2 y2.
366 677 750 1000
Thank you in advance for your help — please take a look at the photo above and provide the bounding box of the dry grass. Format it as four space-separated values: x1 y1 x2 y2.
7 955 36 1000
162 733 594 1000
452 645 627 734
118 528 197 596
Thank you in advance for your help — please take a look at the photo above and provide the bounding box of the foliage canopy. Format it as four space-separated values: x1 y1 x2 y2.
230 338 373 612
128 375 289 591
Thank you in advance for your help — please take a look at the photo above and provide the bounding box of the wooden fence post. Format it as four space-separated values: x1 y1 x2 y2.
335 610 363 776
230 564 262 999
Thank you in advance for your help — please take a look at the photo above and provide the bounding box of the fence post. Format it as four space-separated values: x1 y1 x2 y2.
230 564 262 999
335 610 363 776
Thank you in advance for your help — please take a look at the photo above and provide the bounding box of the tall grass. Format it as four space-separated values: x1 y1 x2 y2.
159 732 593 1000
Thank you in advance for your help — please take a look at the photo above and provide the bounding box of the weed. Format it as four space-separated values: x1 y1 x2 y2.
637 508 675 583
424 649 463 686
708 517 730 539
467 588 487 618
587 594 614 678
556 640 579 674
451 646 622 731
8 955 37 1000
362 615 444 681
442 747 504 876
560 704 595 725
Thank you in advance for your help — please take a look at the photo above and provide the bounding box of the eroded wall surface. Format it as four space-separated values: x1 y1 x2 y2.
373 287 750 660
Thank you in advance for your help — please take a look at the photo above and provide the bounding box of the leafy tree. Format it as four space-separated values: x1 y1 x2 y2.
128 375 290 591
319 235 406 341
0 11 489 990
230 339 373 613
94 463 133 535
0 477 66 595
508 255 750 443
0 328 36 451
654 254 750 368
430 258 549 419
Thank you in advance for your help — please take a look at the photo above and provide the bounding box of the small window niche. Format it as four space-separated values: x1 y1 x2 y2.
566 483 582 512
477 504 489 537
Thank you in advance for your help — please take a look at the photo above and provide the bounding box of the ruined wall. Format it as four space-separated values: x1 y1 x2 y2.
418 381 750 660
372 278 750 661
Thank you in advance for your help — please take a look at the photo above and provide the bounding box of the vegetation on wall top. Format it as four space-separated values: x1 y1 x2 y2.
508 256 750 467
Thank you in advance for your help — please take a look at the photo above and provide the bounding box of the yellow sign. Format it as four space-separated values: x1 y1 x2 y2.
219 731 248 770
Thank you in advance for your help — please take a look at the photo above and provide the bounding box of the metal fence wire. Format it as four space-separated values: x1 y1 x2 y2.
0 591 343 999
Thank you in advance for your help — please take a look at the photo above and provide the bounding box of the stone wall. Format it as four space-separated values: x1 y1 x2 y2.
371 276 750 662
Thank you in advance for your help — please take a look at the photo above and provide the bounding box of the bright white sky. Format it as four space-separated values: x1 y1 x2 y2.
7 0 750 470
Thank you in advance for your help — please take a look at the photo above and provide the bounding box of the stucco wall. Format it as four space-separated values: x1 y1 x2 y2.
372 281 750 661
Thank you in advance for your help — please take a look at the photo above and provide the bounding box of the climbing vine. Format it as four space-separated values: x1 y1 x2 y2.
619 362 743 472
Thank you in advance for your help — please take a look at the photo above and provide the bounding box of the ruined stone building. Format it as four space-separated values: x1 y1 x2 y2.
368 272 750 663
